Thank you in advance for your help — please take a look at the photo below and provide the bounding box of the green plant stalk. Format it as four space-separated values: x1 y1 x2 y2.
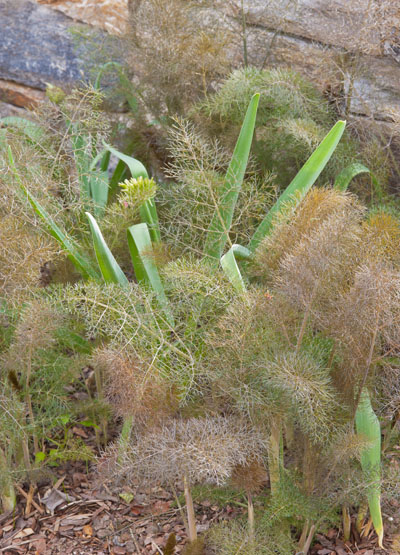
93 362 108 447
184 474 197 543
116 414 134 466
268 417 282 496
355 389 383 548
25 345 39 455
247 492 255 546
356 500 368 534
342 506 351 542
0 446 16 512
249 120 346 252
204 93 260 262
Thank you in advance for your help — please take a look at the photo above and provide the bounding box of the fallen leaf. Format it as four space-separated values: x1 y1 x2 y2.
72 426 88 438
119 492 134 504
14 527 35 539
41 488 74 514
151 500 171 515
82 524 93 537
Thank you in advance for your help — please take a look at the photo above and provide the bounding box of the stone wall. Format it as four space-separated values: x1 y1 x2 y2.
0 0 399 124
37 0 129 35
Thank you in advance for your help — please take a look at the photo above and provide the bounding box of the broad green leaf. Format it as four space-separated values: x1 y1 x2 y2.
334 162 382 199
88 170 109 217
204 93 260 261
104 143 148 180
99 149 111 172
220 245 248 293
139 198 161 243
86 212 129 286
35 451 46 463
8 146 99 279
108 159 128 199
355 389 383 548
127 223 174 326
249 120 346 252
89 148 108 172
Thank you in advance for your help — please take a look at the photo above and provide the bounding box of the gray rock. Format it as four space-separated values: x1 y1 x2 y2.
0 0 122 90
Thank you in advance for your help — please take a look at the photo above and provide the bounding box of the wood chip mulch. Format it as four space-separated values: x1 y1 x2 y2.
1 432 399 555
0 457 240 554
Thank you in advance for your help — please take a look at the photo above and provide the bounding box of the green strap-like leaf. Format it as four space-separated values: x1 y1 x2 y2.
8 147 99 280
127 223 174 326
220 245 250 293
24 190 100 280
104 143 149 179
99 149 111 172
249 120 346 252
334 162 382 199
139 198 161 243
355 389 383 548
108 159 128 199
88 170 109 218
86 212 129 286
204 93 260 262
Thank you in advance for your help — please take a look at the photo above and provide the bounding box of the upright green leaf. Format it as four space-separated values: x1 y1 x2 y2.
204 93 260 261
86 212 128 286
99 149 111 172
334 162 382 199
355 389 383 548
68 123 109 215
220 244 251 293
104 143 148 180
88 170 109 217
139 198 161 243
127 223 174 326
249 120 346 252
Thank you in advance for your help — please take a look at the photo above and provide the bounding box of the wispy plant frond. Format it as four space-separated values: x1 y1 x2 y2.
254 187 363 284
261 351 336 444
92 346 178 424
101 416 266 487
